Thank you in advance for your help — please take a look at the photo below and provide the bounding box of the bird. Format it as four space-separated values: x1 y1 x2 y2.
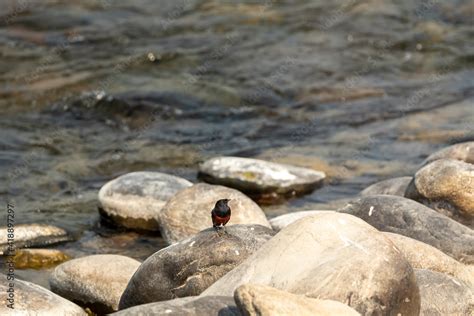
211 199 231 231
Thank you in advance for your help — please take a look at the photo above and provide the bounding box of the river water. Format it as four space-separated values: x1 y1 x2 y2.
0 0 473 285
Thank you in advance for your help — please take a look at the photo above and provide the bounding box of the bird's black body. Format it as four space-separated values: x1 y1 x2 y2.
211 199 231 229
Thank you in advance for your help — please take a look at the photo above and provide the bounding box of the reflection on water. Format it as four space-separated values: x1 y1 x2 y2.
0 1 473 269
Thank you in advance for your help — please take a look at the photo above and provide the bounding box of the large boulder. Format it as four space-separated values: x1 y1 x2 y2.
0 277 86 315
119 225 274 309
198 156 325 202
113 296 238 316
158 183 271 244
415 269 474 316
0 224 70 255
49 254 140 313
360 177 412 197
202 212 420 315
383 232 474 287
339 195 474 264
98 172 192 231
269 211 326 232
234 284 360 316
422 141 474 165
405 159 474 225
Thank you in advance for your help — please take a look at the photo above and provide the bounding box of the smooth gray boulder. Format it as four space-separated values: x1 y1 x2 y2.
158 183 271 244
202 212 420 316
405 159 474 225
339 195 474 263
0 277 86 315
113 296 238 316
384 232 474 287
423 141 474 165
360 176 412 197
49 254 140 313
0 224 70 255
415 269 474 316
119 225 275 309
198 156 325 202
234 284 360 316
269 210 328 232
98 171 192 231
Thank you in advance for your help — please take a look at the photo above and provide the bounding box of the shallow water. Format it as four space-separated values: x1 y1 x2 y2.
1 0 473 279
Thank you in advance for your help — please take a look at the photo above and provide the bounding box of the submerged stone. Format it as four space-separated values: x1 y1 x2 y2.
198 156 325 203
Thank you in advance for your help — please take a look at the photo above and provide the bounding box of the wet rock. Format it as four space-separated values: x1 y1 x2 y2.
49 254 140 313
405 159 474 225
114 296 238 316
0 277 86 315
360 176 412 196
119 225 274 309
98 172 192 231
339 195 474 263
13 249 70 269
0 224 70 255
202 212 420 315
383 232 474 287
415 269 474 316
423 141 474 165
198 157 325 202
234 284 360 316
158 183 271 244
269 210 325 232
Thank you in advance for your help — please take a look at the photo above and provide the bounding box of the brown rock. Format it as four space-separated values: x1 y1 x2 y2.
13 249 70 269
234 284 360 316
158 183 271 244
405 159 474 225
415 269 474 316
384 232 474 287
0 277 86 315
49 254 140 313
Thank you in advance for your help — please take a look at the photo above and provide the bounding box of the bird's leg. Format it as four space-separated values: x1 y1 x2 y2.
214 225 223 236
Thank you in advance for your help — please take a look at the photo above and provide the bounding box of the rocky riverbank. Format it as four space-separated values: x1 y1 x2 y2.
0 142 473 315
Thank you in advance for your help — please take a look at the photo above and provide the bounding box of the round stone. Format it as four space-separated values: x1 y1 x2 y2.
119 224 274 309
158 183 271 244
49 254 140 313
234 284 360 316
415 269 473 316
198 156 325 202
0 224 70 255
98 172 192 231
0 278 86 315
405 159 474 225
